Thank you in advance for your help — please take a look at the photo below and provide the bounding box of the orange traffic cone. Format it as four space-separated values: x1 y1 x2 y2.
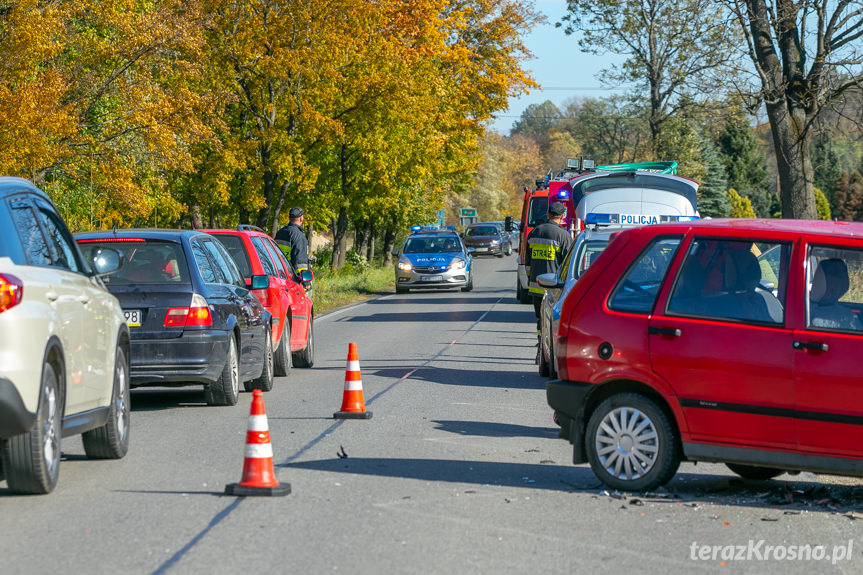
225 389 291 496
334 342 373 419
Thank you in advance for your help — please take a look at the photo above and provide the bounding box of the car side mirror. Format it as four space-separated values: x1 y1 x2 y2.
299 269 313 290
505 216 513 232
536 273 562 289
250 275 269 290
90 247 124 275
391 249 399 257
466 247 476 254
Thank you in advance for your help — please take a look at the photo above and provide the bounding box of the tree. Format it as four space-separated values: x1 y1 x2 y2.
559 0 738 150
566 96 650 164
814 187 832 220
695 133 731 218
726 0 863 219
727 188 757 217
511 100 564 140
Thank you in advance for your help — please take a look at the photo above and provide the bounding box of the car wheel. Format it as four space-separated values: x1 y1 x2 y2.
396 285 408 294
517 278 531 304
247 328 274 392
205 335 239 406
725 463 784 480
586 393 680 492
2 360 63 494
548 339 558 379
292 318 315 368
273 321 292 377
461 273 473 292
82 346 130 459
538 341 550 377
506 243 513 256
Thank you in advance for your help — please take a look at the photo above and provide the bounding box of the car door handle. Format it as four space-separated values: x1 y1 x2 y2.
648 326 682 337
78 295 91 304
793 341 829 352
46 291 59 302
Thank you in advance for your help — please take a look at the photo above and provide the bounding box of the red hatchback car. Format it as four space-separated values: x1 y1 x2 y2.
547 219 863 491
207 226 314 374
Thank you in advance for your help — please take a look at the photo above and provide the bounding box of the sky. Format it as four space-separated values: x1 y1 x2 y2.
489 0 625 135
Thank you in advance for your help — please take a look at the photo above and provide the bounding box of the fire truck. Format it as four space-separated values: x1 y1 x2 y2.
516 159 685 304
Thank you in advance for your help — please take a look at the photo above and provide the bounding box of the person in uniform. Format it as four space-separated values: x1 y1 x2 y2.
275 206 310 272
525 201 573 337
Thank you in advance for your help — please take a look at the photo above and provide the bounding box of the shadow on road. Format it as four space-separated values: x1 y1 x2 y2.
337 309 536 324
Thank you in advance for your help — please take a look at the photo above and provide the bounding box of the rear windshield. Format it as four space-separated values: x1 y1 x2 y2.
465 226 498 236
578 174 698 210
211 234 253 277
77 240 190 285
403 236 460 254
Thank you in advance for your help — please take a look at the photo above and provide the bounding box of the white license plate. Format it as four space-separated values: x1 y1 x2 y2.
420 275 443 282
476 247 488 252
124 309 142 327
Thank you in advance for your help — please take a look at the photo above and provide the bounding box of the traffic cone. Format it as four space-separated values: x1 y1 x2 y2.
334 342 372 419
225 389 291 496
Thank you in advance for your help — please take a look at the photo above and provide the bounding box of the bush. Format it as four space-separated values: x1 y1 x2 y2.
344 249 370 273
312 245 332 269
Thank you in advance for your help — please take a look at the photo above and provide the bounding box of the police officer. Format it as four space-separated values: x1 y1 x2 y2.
525 201 573 335
275 206 310 272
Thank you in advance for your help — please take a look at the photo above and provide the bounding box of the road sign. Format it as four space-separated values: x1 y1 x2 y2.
460 208 477 218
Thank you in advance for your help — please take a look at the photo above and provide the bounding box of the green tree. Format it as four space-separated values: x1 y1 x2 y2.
727 188 756 217
566 96 650 163
695 133 731 218
814 187 831 220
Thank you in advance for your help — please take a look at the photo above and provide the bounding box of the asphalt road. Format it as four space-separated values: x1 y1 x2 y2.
2 253 862 574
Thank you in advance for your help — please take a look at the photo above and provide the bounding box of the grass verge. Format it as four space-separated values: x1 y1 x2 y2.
311 264 393 316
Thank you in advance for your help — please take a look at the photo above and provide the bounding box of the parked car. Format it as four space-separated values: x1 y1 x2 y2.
393 226 473 293
75 229 273 406
547 218 863 491
462 222 512 257
206 225 315 371
0 177 130 494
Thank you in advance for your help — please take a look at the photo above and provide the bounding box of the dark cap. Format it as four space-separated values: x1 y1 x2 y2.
548 202 566 217
289 206 305 219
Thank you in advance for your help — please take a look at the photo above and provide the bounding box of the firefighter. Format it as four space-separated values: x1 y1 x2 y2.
525 201 573 336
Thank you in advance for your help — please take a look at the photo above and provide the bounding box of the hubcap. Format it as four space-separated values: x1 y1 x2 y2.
41 379 59 474
115 359 128 439
595 406 659 481
230 342 239 396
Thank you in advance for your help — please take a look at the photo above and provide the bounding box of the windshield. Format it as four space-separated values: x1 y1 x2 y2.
465 226 498 236
403 236 460 254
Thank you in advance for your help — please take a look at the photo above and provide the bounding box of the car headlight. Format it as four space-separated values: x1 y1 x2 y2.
398 258 412 271
450 258 466 270
490 240 500 245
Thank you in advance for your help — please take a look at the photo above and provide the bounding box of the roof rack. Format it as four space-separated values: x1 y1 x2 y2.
595 161 678 175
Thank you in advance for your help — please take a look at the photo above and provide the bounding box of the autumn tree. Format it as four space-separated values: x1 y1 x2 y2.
726 0 863 219
565 96 650 163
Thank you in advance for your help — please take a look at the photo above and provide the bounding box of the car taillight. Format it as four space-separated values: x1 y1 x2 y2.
252 289 270 307
556 336 568 381
164 293 212 327
0 274 23 313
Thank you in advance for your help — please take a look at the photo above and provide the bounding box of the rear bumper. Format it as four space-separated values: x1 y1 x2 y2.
129 330 230 386
546 379 594 464
0 377 35 438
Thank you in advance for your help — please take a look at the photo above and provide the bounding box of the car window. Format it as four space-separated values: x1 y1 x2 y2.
204 238 243 285
466 226 498 236
191 239 219 284
577 238 611 278
608 236 682 314
403 236 460 253
666 238 788 325
212 234 253 278
262 237 290 280
558 244 575 282
806 245 863 332
9 197 53 266
33 198 82 273
251 236 278 277
78 240 190 284
527 197 548 227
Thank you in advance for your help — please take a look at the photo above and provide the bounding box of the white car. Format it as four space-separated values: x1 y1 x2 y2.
0 177 130 494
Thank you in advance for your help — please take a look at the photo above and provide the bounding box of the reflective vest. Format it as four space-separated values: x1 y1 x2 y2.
525 221 573 295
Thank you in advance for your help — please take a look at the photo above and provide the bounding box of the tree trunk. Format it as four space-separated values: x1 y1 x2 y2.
765 102 816 220
332 206 348 269
367 220 376 262
383 225 396 266
189 204 203 229
354 221 367 257
271 181 289 236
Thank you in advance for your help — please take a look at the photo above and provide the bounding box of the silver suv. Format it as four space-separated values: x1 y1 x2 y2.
0 178 130 494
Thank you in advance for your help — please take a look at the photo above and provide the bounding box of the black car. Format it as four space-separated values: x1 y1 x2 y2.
461 222 512 257
75 230 273 406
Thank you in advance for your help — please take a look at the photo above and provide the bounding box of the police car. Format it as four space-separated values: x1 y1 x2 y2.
392 226 473 293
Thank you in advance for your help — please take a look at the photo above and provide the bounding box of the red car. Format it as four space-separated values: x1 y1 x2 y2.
547 218 863 491
207 226 314 373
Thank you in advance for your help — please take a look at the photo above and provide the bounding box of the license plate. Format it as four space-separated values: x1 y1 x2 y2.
420 275 443 282
476 247 488 252
124 309 142 327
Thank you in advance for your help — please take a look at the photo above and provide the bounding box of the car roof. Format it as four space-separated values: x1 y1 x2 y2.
202 227 270 237
623 218 863 239
0 177 47 199
74 229 205 241
407 231 459 238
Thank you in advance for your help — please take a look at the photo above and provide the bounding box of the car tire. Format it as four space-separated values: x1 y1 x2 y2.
2 360 63 494
506 243 513 256
273 321 292 377
247 328 274 392
538 342 550 377
461 274 473 292
292 318 314 368
396 285 409 294
548 339 558 379
725 463 784 481
517 278 531 304
586 393 680 492
205 335 239 406
82 346 130 459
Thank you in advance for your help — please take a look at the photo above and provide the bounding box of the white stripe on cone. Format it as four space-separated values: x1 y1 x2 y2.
245 443 274 459
247 414 269 431
344 380 363 391
345 360 361 372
